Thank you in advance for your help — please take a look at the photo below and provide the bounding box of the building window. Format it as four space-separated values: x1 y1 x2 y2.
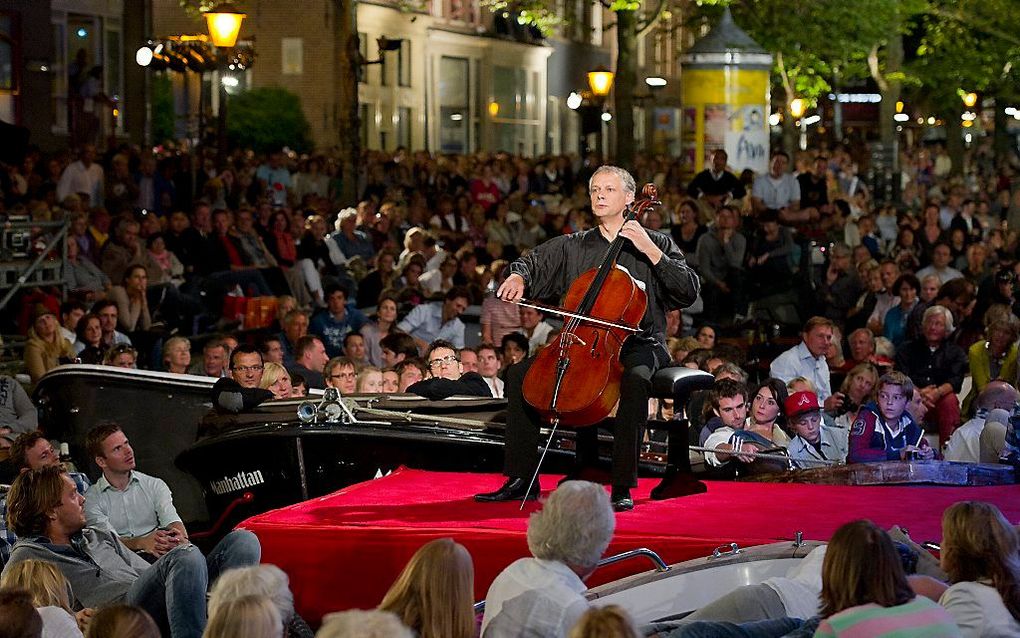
398 40 410 87
439 56 469 153
397 107 412 148
282 37 303 75
360 103 370 148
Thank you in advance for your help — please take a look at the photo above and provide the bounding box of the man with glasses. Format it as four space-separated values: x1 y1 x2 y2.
324 357 358 394
405 339 491 400
212 345 272 413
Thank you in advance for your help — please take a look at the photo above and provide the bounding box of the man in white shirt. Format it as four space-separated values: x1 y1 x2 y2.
397 286 470 351
769 316 841 412
751 151 801 221
56 144 104 206
477 343 504 398
481 481 614 638
915 243 964 285
518 305 554 355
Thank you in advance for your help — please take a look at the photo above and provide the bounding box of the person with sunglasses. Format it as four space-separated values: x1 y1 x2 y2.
405 339 492 400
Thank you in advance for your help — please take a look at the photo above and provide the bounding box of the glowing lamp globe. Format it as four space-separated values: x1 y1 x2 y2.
205 3 246 48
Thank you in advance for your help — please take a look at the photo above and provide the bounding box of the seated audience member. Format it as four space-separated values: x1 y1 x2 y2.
883 273 921 347
324 357 358 395
0 559 86 636
895 305 967 446
938 501 1020 637
361 294 400 367
769 317 841 412
278 310 309 367
0 589 43 638
356 366 384 393
190 338 229 378
843 329 879 371
0 375 37 436
500 332 529 370
290 374 307 398
476 343 504 398
316 609 413 638
458 347 478 373
786 391 849 469
807 520 960 637
848 372 934 463
24 305 75 383
309 284 367 358
397 286 471 352
699 378 748 447
288 336 329 389
395 359 426 392
103 344 137 369
208 564 312 638
406 340 492 400
569 605 641 638
203 594 282 638
379 333 420 368
963 317 1019 416
74 313 107 364
261 336 285 365
4 465 254 638
705 379 789 471
833 363 879 429
517 305 555 356
482 481 615 638
84 604 160 638
212 345 273 413
83 423 260 566
259 363 294 400
162 336 192 374
91 300 133 351
108 265 151 334
344 333 369 368
381 369 400 393
946 381 1019 463
378 538 474 638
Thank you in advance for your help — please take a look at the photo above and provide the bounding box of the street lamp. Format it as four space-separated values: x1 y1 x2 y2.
204 3 247 48
203 2 246 165
587 66 614 98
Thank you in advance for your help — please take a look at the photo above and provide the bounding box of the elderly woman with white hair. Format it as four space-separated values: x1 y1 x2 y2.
481 481 616 638
209 564 313 638
894 304 968 447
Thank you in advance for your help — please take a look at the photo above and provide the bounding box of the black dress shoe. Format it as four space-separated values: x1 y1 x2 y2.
475 477 540 502
611 487 634 512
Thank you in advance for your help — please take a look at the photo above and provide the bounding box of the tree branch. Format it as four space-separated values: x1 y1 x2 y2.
929 7 1020 47
636 0 668 35
868 43 889 93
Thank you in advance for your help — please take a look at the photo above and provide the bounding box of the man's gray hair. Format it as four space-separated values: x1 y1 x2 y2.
588 165 636 196
922 304 954 333
209 564 295 623
527 480 615 571
318 609 413 638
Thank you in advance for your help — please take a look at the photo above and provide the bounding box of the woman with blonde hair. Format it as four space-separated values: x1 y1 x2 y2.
84 605 159 638
939 501 1020 637
357 366 384 393
835 363 879 429
162 336 192 374
378 538 474 638
814 519 959 637
203 594 282 638
0 559 87 636
569 605 641 638
260 362 294 400
24 305 75 382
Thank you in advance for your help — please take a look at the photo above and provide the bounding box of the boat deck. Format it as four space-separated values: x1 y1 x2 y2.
239 467 1020 625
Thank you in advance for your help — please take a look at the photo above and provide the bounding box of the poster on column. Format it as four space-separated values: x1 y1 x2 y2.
725 104 769 174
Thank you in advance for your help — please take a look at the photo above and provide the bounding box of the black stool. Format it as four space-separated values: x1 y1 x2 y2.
647 367 714 500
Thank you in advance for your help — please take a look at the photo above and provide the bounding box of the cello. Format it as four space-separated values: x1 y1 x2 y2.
520 183 661 427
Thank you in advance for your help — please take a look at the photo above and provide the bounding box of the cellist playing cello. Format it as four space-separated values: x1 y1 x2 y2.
474 166 701 511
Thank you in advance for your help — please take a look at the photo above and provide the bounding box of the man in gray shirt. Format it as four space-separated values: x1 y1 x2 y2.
695 205 746 322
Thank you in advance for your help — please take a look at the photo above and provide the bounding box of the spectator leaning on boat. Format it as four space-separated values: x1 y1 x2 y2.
785 391 849 469
482 481 615 638
405 339 492 400
848 372 934 463
212 345 273 413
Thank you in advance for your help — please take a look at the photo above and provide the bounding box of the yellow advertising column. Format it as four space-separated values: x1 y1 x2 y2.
680 8 772 176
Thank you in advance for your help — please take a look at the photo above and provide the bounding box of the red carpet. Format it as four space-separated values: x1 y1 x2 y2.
239 468 1020 625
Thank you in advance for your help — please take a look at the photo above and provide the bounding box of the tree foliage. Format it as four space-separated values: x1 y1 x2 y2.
227 87 313 153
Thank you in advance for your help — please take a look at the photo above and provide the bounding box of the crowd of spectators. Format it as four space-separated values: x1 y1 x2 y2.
3 133 1020 635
